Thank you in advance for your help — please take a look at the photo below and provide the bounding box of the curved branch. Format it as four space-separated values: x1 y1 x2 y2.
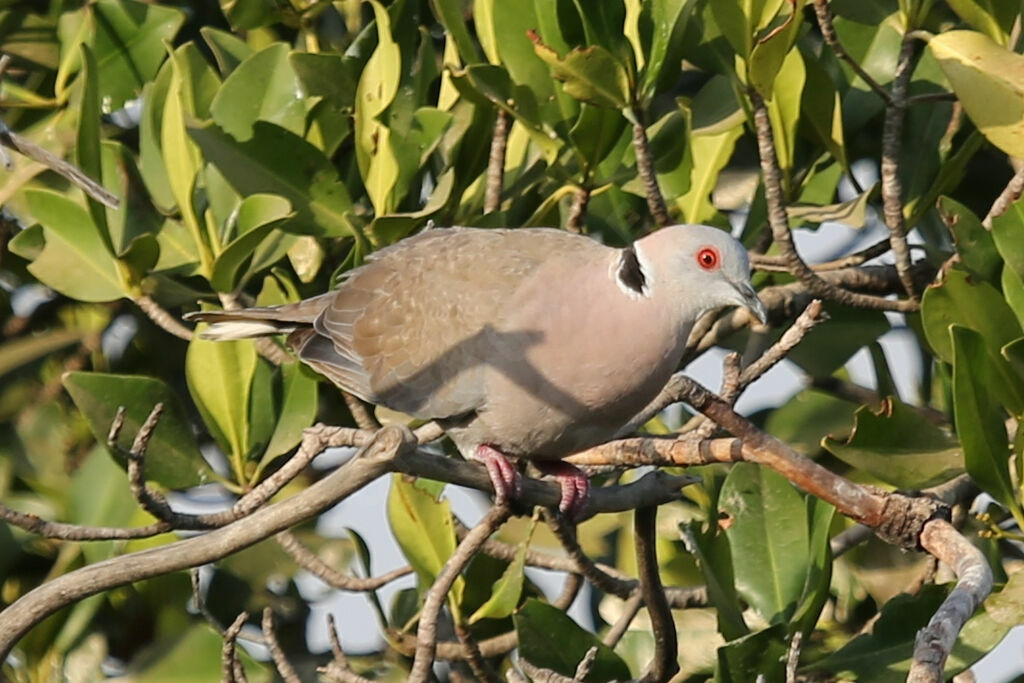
907 520 994 682
635 506 678 683
0 425 417 661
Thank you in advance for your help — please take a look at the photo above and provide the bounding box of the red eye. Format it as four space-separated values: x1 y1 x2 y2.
697 246 720 271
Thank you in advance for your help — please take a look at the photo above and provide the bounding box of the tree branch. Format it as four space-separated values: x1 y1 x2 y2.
276 529 413 591
262 608 301 683
812 0 891 103
879 35 919 300
134 295 194 340
635 506 678 683
632 114 669 227
408 504 511 682
983 163 1024 229
484 109 509 214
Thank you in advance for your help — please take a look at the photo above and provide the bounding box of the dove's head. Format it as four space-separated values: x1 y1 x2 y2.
631 224 766 325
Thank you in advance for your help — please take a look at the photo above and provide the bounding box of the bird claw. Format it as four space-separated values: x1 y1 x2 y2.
476 445 523 506
535 461 590 522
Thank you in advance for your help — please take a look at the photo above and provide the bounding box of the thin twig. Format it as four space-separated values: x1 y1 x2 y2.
813 0 891 102
262 608 301 683
574 647 599 681
222 612 249 683
748 87 919 312
880 35 919 300
408 504 512 682
983 164 1024 229
786 630 803 683
602 591 643 648
0 121 120 208
134 295 193 340
749 238 896 272
455 623 502 683
118 404 178 521
635 506 679 683
484 109 509 214
320 615 373 683
276 529 413 591
542 509 635 596
632 114 669 227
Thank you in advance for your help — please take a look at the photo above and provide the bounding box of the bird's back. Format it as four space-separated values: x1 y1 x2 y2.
299 227 608 419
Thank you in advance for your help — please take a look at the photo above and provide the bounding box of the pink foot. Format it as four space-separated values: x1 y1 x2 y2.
476 445 523 506
535 461 590 520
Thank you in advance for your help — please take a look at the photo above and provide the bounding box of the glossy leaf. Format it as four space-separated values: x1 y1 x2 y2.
259 363 319 467
711 0 786 58
210 43 307 141
952 326 1017 511
91 0 184 109
469 517 534 623
386 474 462 602
719 463 809 624
823 398 963 489
929 30 1024 159
200 26 253 76
210 194 293 292
189 121 355 238
938 196 1001 283
921 268 1022 364
185 331 257 475
1003 265 1024 329
638 0 692 98
23 189 126 302
990 194 1024 280
63 372 207 489
945 0 1018 46
531 36 632 110
515 599 631 681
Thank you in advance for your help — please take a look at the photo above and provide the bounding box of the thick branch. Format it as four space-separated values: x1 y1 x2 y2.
907 520 994 682
0 425 416 661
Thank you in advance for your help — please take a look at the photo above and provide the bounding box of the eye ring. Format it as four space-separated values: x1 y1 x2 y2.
696 246 720 271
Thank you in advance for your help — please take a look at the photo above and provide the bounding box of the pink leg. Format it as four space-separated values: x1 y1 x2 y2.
534 461 590 521
475 445 523 506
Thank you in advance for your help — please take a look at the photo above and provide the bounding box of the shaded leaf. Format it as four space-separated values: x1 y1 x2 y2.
823 398 963 489
938 196 1001 283
210 43 307 141
63 371 208 489
515 599 631 682
210 194 293 292
469 516 534 623
259 363 319 467
530 34 632 109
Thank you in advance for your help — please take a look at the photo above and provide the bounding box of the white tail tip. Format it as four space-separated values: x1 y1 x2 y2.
198 321 291 340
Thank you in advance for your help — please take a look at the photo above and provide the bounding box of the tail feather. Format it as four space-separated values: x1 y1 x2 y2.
184 294 334 341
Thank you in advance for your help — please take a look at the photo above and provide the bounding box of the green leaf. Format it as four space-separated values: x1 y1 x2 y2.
63 372 208 489
24 189 126 302
531 36 632 110
983 570 1024 626
0 328 85 379
716 625 787 683
200 26 253 76
76 44 111 252
719 463 809 624
766 388 858 454
189 121 355 238
921 268 1023 364
680 521 749 641
430 0 482 64
387 474 462 602
259 363 319 468
186 332 257 477
69 447 141 564
90 0 184 110
801 49 848 169
810 586 949 682
788 181 879 229
766 47 804 187
711 0 786 59
945 0 1018 46
786 303 890 376
748 0 807 97
952 326 1017 511
210 43 307 141
122 623 269 681
210 194 293 292
792 498 835 635
823 398 964 489
515 599 631 682
469 517 534 623
929 30 1024 159
638 0 693 99
1003 265 1024 329
938 196 1001 283
990 195 1024 281
569 104 628 177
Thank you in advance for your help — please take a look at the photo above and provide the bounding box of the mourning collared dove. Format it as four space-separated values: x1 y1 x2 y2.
186 225 765 517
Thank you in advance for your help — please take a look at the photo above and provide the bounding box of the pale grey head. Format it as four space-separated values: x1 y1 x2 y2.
626 224 766 324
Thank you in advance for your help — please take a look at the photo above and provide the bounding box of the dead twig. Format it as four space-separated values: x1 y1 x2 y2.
319 614 373 683
261 608 301 683
221 612 250 683
408 504 512 682
276 529 413 591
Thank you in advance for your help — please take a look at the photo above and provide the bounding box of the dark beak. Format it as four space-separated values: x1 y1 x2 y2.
736 282 767 324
